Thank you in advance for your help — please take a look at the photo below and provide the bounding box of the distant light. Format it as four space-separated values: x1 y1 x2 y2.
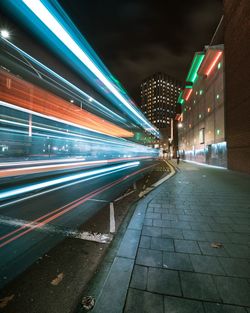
0 29 10 38
217 62 221 69
199 89 203 95
70 99 74 103
216 94 220 99
178 123 183 128
89 97 93 102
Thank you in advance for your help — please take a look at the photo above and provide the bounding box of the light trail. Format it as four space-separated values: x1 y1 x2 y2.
0 101 158 161
0 158 86 167
1 38 127 124
0 156 151 178
22 0 156 133
0 101 149 149
0 161 140 201
0 100 121 140
4 0 158 136
0 163 156 248
0 71 133 138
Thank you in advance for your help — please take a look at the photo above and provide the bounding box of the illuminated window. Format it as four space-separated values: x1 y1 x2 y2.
199 128 205 144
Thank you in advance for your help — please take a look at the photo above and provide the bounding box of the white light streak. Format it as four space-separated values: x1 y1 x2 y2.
2 39 126 123
22 0 158 135
0 161 139 200
183 159 227 169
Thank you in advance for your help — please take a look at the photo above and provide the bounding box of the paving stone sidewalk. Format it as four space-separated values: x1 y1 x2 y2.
84 161 250 313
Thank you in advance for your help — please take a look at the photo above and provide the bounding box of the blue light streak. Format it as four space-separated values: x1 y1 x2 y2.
0 101 144 149
2 0 159 137
0 100 158 160
0 161 140 201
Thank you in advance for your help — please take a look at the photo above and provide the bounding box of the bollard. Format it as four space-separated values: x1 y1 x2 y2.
109 202 115 233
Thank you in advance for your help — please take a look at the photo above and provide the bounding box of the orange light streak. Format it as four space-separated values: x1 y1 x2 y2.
0 70 133 137
205 51 223 76
184 88 193 101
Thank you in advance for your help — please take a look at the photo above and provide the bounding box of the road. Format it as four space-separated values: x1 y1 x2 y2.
0 159 159 288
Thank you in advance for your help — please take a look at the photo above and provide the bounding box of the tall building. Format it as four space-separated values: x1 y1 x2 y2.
140 72 182 149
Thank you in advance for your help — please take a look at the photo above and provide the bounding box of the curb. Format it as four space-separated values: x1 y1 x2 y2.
139 159 176 197
79 160 178 313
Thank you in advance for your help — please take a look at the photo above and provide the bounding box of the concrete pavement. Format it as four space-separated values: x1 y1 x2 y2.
80 160 250 313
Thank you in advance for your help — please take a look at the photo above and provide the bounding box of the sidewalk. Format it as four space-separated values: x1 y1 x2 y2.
80 161 250 313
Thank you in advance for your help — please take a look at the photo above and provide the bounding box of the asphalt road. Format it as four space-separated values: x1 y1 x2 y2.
0 159 159 288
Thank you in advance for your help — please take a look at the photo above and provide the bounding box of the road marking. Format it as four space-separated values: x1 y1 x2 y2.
0 215 112 244
114 189 135 202
109 202 115 233
87 198 108 203
133 182 137 190
151 160 175 187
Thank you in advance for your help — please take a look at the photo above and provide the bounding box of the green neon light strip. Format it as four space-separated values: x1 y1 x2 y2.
177 91 185 105
177 91 183 103
186 53 205 84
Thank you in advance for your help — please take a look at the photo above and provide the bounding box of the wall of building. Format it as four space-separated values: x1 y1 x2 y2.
224 0 250 173
179 52 227 167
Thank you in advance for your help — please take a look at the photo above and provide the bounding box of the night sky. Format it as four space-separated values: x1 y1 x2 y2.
58 0 223 102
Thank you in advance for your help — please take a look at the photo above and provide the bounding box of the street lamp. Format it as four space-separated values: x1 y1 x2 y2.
0 29 10 38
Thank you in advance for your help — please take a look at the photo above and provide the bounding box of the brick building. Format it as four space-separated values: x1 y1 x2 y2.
224 0 250 173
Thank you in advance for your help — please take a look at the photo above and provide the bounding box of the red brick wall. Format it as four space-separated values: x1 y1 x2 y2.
224 0 250 173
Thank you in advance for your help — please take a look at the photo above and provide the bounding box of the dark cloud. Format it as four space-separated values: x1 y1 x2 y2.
57 1 223 101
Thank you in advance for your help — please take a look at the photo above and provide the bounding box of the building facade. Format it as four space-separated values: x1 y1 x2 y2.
224 0 250 174
178 46 226 167
140 72 182 151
